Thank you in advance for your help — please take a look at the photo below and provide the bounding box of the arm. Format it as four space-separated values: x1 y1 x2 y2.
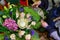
41 20 60 40
32 1 41 7
32 0 48 10
53 17 60 22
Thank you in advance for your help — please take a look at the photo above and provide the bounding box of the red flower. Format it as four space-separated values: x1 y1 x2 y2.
20 0 28 6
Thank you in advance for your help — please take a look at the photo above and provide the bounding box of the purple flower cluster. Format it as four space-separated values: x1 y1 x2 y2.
3 18 18 31
19 7 24 12
30 29 35 36
4 36 9 40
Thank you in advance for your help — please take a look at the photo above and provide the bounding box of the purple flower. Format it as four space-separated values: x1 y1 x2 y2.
30 29 35 36
3 18 18 31
10 11 12 15
19 7 24 12
4 36 9 40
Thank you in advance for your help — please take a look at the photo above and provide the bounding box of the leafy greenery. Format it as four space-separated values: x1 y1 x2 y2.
31 31 40 40
24 7 41 22
0 34 4 40
6 0 20 4
0 4 45 40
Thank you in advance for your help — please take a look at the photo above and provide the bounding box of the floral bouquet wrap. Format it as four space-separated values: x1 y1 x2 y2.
0 3 47 40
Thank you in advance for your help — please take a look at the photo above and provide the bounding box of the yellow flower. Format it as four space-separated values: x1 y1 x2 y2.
4 6 8 11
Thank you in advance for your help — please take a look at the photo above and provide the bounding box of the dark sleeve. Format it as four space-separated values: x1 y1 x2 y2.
28 0 34 5
38 0 48 10
45 26 56 34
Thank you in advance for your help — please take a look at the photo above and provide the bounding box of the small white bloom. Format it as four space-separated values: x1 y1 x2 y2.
26 25 31 29
10 34 16 40
20 12 25 18
16 10 19 18
26 14 31 18
18 30 25 38
28 18 32 22
31 21 36 25
25 34 31 40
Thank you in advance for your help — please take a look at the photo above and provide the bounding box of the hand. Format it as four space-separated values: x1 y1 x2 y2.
32 1 41 8
41 20 49 28
53 17 60 22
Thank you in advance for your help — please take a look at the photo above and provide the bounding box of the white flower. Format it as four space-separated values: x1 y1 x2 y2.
26 25 31 29
18 30 25 38
18 19 26 29
16 10 19 18
20 12 25 18
10 34 16 40
28 17 32 22
17 18 28 29
26 14 31 18
25 34 31 40
20 20 26 27
31 21 36 25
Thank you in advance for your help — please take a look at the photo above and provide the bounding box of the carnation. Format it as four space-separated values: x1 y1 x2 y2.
3 18 18 31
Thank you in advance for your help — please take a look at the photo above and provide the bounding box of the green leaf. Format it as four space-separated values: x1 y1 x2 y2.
0 34 4 40
31 22 41 29
11 7 16 20
0 25 9 32
31 31 40 40
16 34 25 40
24 7 40 22
6 0 19 4
0 11 3 16
4 6 9 14
0 17 3 25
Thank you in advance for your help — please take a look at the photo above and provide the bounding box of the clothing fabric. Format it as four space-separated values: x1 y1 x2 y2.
46 6 60 28
45 6 60 39
50 31 60 40
38 0 48 10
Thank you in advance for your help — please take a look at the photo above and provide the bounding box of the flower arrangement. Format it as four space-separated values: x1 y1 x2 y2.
0 3 47 40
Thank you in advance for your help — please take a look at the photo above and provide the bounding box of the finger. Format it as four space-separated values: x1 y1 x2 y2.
32 3 37 7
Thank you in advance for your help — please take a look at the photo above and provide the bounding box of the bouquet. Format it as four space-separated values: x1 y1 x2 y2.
0 3 47 40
